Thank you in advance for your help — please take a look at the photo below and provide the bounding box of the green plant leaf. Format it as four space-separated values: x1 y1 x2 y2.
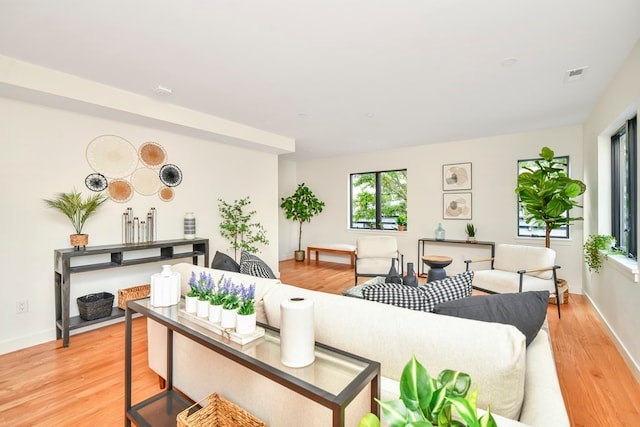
438 369 471 398
357 413 381 427
400 355 433 414
378 399 409 427
446 395 480 427
479 407 498 427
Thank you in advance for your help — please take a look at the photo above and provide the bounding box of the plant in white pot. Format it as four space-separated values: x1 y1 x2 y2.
43 189 108 248
280 183 325 262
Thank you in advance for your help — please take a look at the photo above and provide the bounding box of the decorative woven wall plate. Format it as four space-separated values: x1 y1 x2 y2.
86 135 139 178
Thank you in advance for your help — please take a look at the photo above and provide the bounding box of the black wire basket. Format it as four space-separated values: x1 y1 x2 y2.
77 292 115 321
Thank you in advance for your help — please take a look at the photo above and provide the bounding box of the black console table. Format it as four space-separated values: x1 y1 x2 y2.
417 238 495 277
54 238 209 347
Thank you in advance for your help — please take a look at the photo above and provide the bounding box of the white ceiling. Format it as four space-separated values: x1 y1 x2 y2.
1 0 639 161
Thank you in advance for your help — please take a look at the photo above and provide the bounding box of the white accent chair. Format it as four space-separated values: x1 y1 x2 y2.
464 243 562 317
354 236 403 283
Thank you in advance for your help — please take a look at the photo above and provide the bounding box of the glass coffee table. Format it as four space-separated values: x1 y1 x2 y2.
125 298 380 426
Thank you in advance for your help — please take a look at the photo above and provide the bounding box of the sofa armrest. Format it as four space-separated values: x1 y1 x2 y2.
464 257 494 271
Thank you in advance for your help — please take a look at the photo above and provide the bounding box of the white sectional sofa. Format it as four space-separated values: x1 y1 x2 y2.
147 263 569 426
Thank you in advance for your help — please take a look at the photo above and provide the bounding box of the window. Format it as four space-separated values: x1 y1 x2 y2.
516 156 570 239
611 116 637 259
350 169 407 230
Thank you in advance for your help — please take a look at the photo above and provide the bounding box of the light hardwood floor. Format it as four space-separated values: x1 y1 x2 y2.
1 259 639 426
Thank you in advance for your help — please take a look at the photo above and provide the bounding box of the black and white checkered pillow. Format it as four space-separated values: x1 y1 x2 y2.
422 271 474 311
361 271 474 312
362 283 430 311
239 251 277 279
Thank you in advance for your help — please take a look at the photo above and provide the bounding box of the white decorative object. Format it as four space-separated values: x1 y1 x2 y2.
185 295 198 313
280 297 315 368
220 307 237 329
150 265 181 307
209 303 222 323
184 212 196 239
196 299 209 317
236 312 257 335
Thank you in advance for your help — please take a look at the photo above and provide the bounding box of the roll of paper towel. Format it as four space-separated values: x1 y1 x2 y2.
280 297 315 368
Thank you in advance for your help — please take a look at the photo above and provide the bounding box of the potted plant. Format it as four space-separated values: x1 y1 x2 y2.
397 214 407 231
465 223 477 242
220 278 241 328
584 234 621 273
358 355 496 427
43 189 108 248
218 197 269 262
236 283 257 335
514 146 586 248
280 183 325 261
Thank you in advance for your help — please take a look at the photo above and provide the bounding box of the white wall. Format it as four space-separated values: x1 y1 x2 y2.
582 39 640 378
1 97 280 354
280 125 584 290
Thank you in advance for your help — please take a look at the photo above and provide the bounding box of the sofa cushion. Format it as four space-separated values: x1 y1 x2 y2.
492 244 556 279
239 251 277 279
211 251 240 272
433 291 549 346
362 271 474 312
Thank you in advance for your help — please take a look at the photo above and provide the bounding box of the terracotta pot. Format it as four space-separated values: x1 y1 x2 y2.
70 234 89 248
294 250 305 262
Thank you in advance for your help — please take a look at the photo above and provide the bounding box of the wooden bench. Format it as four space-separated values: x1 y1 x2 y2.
307 243 356 267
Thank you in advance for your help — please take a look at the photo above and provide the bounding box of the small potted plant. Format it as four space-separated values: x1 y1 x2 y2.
195 271 213 317
465 223 477 242
584 234 620 273
358 355 497 427
186 272 201 313
280 183 325 261
236 283 257 335
397 214 407 231
43 189 108 248
208 276 227 323
220 278 241 328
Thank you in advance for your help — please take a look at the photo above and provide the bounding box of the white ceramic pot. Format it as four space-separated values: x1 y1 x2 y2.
185 296 198 313
220 307 238 329
235 312 257 335
196 299 209 317
209 303 223 323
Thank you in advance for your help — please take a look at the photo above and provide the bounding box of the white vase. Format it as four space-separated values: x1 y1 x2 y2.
196 299 209 317
235 312 257 335
185 296 198 313
209 303 223 323
220 307 238 329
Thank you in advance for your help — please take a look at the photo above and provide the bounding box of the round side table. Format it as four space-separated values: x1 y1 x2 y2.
421 255 453 281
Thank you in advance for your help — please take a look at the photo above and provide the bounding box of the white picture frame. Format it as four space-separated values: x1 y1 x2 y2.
443 162 472 191
443 192 472 220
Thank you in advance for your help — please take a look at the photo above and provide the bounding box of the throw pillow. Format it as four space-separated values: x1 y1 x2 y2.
211 251 241 272
432 291 549 346
421 271 474 311
362 283 430 311
239 251 277 279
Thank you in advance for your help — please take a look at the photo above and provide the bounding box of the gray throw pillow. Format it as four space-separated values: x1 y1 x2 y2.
433 291 549 346
239 251 277 279
211 251 241 272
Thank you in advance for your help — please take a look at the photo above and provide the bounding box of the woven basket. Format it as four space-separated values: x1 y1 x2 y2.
177 393 267 427
77 292 114 321
117 284 150 309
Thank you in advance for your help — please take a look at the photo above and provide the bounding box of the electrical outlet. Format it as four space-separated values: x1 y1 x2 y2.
16 299 28 314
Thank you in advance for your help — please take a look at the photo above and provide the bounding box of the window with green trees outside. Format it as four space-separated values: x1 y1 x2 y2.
350 169 407 231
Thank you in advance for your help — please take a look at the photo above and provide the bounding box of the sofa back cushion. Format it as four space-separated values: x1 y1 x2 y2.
262 283 527 420
171 263 280 323
493 244 556 279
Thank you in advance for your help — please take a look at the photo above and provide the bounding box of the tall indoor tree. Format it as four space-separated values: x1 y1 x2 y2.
280 183 325 261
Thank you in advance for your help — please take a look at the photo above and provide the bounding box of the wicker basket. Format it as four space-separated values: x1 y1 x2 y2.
177 393 267 427
77 292 114 321
117 284 150 309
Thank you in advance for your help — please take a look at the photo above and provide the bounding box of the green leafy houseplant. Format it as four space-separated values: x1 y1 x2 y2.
397 214 407 231
515 146 586 248
280 183 325 261
359 355 496 427
43 189 108 246
218 197 269 261
584 234 620 273
465 223 476 241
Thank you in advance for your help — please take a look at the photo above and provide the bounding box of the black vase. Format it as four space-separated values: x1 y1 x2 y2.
403 262 418 287
385 259 402 284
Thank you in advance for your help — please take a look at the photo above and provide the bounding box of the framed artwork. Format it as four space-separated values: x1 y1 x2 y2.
443 162 472 191
443 192 472 220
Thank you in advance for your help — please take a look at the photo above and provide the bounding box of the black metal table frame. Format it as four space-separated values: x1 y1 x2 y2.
124 299 381 427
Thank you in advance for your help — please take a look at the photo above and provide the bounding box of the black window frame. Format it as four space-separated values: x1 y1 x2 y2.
611 116 637 259
349 169 407 231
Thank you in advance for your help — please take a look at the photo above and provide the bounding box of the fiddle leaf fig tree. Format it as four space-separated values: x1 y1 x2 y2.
515 146 586 248
280 183 325 253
